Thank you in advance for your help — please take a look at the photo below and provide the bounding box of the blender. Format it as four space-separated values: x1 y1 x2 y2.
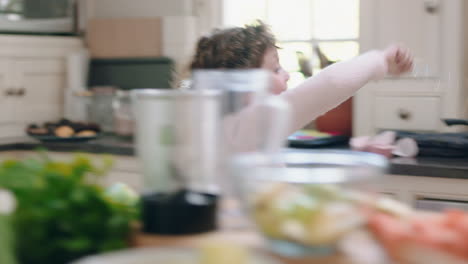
131 89 222 234
131 69 291 234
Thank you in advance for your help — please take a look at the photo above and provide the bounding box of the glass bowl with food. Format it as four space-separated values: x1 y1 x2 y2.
229 150 390 258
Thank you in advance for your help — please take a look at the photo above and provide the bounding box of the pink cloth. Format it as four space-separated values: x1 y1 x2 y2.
350 131 419 158
224 50 388 153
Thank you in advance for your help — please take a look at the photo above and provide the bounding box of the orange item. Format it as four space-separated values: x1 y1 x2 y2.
368 210 468 262
315 98 353 136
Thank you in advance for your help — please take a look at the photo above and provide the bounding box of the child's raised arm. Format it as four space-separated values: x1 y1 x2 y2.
223 45 413 153
281 45 413 133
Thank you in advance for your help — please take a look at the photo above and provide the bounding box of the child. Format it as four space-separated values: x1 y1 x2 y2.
189 21 413 153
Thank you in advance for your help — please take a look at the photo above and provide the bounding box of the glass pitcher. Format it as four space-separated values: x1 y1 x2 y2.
191 69 291 154
78 86 116 133
112 90 134 137
191 69 291 198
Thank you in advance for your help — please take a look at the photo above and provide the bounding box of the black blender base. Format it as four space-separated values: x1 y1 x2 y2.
141 189 219 235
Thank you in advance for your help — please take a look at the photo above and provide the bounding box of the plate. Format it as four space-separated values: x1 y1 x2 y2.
71 247 283 264
28 134 99 143
288 130 349 148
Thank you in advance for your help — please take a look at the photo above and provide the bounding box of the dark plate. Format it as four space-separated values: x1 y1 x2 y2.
288 136 349 148
29 134 100 143
287 129 350 148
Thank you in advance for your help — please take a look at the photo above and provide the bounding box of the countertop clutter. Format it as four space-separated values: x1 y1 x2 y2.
131 207 468 264
1 134 467 179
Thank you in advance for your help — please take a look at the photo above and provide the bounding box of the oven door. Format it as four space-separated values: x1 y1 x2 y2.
443 118 468 127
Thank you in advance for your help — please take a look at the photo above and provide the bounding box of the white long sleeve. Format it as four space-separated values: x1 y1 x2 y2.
282 50 387 132
223 50 388 153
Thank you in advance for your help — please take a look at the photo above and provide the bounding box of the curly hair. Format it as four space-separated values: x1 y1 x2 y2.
190 21 277 70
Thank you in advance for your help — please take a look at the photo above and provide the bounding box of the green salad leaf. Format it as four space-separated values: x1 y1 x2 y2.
0 152 139 264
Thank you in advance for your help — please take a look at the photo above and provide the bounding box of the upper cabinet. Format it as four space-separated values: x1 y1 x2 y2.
13 58 66 124
361 0 441 78
354 0 468 136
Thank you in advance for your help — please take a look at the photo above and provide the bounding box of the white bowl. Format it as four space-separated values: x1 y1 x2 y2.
229 150 388 257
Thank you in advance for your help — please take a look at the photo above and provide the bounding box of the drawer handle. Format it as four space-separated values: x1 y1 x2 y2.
15 88 25 96
4 88 15 96
424 0 439 14
398 109 412 120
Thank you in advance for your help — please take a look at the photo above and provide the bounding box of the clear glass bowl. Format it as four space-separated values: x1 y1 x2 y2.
229 150 388 257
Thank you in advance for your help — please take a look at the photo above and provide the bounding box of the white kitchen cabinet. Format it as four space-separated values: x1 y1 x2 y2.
369 0 441 78
354 0 468 135
373 174 468 212
373 96 441 131
0 60 13 126
0 35 83 140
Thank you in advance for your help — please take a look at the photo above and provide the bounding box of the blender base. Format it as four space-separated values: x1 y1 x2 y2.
141 189 219 235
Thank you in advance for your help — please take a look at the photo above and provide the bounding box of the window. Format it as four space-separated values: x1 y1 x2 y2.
223 0 360 88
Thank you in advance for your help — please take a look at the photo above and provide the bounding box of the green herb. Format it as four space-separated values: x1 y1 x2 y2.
0 214 17 264
0 153 139 264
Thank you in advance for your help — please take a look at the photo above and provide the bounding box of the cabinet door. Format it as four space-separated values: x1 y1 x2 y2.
0 59 14 125
13 58 65 124
362 0 441 77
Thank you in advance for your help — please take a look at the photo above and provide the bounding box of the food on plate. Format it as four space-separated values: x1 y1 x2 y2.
76 130 97 137
251 182 416 252
54 125 75 137
373 196 413 218
26 118 101 139
368 209 468 264
252 183 366 246
26 124 49 135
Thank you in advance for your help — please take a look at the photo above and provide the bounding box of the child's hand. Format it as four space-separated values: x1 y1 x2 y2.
384 44 413 75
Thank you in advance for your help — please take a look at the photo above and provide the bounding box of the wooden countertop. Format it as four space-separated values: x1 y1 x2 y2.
132 230 356 264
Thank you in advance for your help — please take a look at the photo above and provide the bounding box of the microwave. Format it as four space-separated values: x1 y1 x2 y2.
0 0 76 35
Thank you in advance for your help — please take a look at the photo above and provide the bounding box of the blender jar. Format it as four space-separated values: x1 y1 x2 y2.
131 89 222 234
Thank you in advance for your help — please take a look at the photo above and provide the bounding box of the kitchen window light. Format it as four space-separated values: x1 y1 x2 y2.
222 0 360 89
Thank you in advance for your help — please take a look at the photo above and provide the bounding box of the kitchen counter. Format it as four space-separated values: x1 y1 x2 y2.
0 135 467 179
0 135 135 156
